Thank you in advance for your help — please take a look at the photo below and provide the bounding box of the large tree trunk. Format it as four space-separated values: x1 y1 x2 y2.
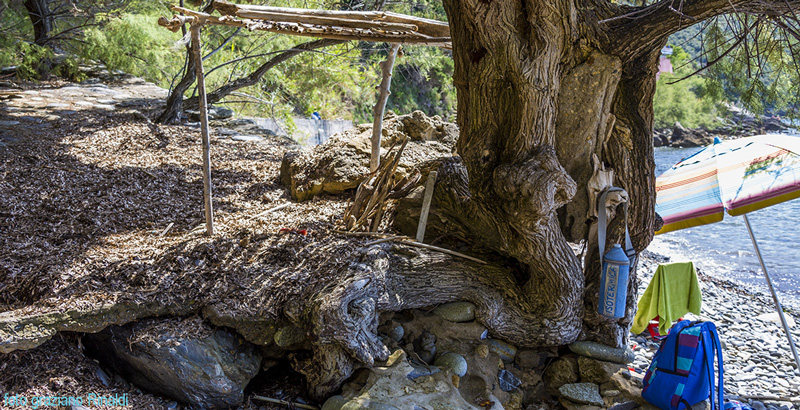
430 0 590 347
24 0 53 46
425 0 671 348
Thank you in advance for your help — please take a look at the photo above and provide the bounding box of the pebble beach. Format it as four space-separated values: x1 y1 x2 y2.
633 249 800 410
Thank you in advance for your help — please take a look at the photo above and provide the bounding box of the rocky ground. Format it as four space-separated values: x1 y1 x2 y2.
633 251 800 410
2 70 800 410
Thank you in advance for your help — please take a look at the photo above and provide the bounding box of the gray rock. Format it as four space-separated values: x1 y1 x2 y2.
487 339 517 363
544 356 579 395
670 122 714 148
608 401 640 410
434 352 467 377
516 349 550 369
432 301 476 322
568 341 635 364
322 395 348 410
578 357 630 384
0 120 20 126
208 106 234 120
227 118 257 126
559 383 605 406
407 363 440 381
413 331 436 363
342 400 401 410
84 319 261 409
498 369 522 392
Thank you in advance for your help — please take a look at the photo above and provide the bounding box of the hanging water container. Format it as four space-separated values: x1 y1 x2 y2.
598 244 630 319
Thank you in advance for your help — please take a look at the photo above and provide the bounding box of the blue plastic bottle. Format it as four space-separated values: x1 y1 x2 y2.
598 244 630 319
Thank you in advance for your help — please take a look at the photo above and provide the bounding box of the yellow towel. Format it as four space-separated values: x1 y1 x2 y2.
631 261 702 335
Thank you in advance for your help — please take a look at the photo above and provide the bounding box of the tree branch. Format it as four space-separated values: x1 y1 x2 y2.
183 38 345 110
600 0 800 62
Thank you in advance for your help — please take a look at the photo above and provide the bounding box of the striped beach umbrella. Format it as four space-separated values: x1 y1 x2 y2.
655 133 800 370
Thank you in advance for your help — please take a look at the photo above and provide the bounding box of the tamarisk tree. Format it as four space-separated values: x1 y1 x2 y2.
408 0 800 348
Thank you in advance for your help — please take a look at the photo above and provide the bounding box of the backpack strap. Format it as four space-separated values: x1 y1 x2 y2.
703 323 724 410
598 187 636 264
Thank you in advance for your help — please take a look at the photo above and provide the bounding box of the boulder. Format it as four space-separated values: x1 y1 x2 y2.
669 122 714 148
208 106 234 120
578 357 630 384
763 117 787 131
543 356 579 396
84 317 261 409
568 341 635 364
558 383 605 406
280 111 457 201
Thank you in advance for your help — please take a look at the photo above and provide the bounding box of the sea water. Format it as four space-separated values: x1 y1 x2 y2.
650 145 800 308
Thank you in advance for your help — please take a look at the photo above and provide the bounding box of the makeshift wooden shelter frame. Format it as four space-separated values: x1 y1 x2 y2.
158 1 451 234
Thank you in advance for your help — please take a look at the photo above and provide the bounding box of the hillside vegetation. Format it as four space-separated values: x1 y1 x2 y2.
0 0 455 124
3 2 800 130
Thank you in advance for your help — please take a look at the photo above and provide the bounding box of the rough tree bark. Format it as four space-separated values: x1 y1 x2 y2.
24 0 53 46
407 0 800 349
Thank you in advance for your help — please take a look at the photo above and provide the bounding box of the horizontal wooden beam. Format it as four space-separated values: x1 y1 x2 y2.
161 3 451 48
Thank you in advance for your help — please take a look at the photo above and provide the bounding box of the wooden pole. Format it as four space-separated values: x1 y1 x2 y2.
416 170 437 242
190 21 215 235
370 43 400 173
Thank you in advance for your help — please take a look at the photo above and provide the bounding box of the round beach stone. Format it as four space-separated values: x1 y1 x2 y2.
487 339 517 363
434 352 467 377
432 301 476 322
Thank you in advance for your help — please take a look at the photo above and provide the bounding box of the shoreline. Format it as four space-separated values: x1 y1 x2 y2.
633 248 800 409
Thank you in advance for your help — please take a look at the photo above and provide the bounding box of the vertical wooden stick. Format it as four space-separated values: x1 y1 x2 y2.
190 21 215 235
416 170 437 242
370 43 400 173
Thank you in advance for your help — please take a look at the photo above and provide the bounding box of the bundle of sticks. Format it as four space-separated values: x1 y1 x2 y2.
343 138 419 232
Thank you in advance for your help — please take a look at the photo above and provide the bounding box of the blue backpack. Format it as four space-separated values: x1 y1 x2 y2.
642 320 724 410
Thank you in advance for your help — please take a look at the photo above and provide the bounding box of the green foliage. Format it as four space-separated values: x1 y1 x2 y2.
52 56 86 83
387 46 455 121
701 18 800 120
79 13 183 84
1 0 456 124
654 46 723 129
1 41 53 80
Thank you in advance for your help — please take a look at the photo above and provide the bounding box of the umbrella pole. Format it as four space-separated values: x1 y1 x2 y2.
743 213 800 372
